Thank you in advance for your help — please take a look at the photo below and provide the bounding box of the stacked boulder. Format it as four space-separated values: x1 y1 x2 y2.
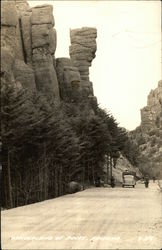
56 58 81 102
69 27 97 98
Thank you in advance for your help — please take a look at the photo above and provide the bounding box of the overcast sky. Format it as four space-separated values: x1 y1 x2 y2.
29 0 161 131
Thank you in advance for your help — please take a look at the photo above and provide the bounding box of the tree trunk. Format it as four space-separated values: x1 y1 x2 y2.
87 162 90 185
106 156 109 184
44 142 48 200
2 161 8 208
7 151 13 208
82 164 85 190
110 157 112 179
59 165 63 196
54 166 58 197
92 163 95 185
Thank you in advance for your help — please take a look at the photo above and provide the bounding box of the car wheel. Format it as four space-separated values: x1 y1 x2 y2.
133 185 135 188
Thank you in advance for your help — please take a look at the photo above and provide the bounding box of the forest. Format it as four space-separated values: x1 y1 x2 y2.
1 78 140 209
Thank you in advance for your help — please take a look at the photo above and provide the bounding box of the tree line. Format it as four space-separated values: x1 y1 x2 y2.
1 80 140 208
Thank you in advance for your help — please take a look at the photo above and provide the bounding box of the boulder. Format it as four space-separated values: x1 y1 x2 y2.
15 0 30 16
81 81 94 97
70 27 97 38
31 24 56 53
33 48 60 100
13 59 36 91
31 24 53 48
1 47 16 84
1 1 18 27
1 47 15 73
64 66 81 83
67 181 82 194
1 26 17 58
1 0 27 62
56 58 81 101
31 5 54 26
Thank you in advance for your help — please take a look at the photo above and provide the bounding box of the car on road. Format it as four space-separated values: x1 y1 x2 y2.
122 171 136 188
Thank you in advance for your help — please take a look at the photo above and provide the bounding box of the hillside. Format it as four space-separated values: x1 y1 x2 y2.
130 80 162 178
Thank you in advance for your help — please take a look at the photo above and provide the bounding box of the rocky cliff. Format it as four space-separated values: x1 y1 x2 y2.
140 80 162 132
130 81 162 178
1 1 97 105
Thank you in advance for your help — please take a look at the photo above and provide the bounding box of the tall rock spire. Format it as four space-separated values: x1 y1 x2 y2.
69 27 97 99
30 4 60 101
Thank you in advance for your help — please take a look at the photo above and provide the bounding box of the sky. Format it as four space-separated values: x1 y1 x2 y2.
29 0 161 131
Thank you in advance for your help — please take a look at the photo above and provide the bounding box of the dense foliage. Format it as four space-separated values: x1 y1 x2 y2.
1 82 139 208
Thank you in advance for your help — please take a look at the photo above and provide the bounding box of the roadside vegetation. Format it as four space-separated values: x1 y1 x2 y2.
1 82 140 208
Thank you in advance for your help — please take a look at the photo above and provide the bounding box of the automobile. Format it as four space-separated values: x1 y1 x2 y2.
122 172 136 188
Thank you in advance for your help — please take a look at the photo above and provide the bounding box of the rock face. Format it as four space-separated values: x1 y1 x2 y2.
1 1 60 101
28 4 60 100
1 0 24 87
1 0 36 92
140 80 162 131
69 27 97 98
15 0 30 15
1 1 97 104
56 58 81 102
13 59 36 91
130 81 162 178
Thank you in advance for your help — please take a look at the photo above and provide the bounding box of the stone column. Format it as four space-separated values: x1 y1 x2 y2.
69 27 97 98
30 4 60 101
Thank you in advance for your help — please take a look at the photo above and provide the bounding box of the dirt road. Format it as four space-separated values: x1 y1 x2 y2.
2 182 162 249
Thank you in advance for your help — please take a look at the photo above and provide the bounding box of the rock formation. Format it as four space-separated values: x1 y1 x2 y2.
69 27 97 99
1 0 36 92
30 5 60 100
140 80 162 132
1 1 97 104
1 1 18 79
130 80 162 177
1 1 60 100
56 58 82 102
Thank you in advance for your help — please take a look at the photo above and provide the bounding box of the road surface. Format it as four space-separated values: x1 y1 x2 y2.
2 182 162 249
